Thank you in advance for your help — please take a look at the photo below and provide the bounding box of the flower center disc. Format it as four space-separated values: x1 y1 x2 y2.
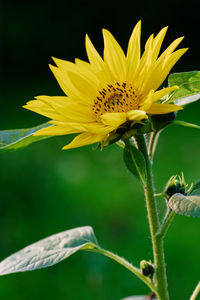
92 81 140 121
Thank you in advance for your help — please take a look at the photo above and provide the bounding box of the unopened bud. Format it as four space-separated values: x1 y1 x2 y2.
140 260 154 278
164 174 187 197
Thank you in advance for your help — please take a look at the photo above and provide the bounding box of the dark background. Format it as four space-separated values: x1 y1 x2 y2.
1 0 200 299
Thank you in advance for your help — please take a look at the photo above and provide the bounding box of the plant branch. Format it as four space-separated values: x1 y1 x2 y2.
93 247 158 295
157 210 176 238
190 282 200 300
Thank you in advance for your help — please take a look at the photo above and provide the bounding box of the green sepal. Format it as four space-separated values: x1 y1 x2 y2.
133 119 153 134
0 123 52 152
123 138 147 185
150 112 176 131
172 120 200 129
167 71 200 105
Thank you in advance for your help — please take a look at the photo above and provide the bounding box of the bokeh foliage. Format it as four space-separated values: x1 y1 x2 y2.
1 0 200 299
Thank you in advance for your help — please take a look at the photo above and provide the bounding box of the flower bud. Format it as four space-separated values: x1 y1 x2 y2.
140 260 154 278
164 174 187 197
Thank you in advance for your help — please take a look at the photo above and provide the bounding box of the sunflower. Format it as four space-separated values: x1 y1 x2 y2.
23 21 187 150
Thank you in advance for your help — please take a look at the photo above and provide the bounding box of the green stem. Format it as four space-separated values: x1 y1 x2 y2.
190 282 200 300
134 135 169 300
157 210 176 239
148 131 160 160
154 193 168 198
93 247 158 295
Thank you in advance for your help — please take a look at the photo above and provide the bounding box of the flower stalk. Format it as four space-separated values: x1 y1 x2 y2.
134 134 169 300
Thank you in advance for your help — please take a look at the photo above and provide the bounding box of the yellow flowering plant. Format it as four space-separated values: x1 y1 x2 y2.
0 21 200 300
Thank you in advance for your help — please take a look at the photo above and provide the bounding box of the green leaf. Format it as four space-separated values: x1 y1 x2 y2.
0 123 52 152
0 226 98 275
168 193 200 218
0 226 157 293
172 120 200 129
167 71 200 105
174 93 200 106
189 180 200 196
123 140 147 185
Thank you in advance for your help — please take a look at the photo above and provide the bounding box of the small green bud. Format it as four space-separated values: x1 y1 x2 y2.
151 112 176 131
164 173 187 197
140 260 154 278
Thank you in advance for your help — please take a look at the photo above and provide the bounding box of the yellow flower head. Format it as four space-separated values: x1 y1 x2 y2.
23 21 187 150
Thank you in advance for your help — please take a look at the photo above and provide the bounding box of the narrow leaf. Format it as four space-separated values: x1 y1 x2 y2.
123 140 147 185
168 193 200 218
0 123 52 152
172 120 200 129
167 71 200 104
0 226 98 275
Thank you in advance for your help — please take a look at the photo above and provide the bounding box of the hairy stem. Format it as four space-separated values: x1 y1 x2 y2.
134 135 169 300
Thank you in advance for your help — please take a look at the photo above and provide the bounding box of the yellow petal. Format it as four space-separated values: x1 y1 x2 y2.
85 35 112 85
152 26 168 61
23 99 70 122
101 112 127 127
140 90 154 111
142 48 188 93
49 64 81 99
146 103 183 114
155 48 188 91
126 20 141 81
152 85 179 102
36 95 95 123
85 34 104 71
34 125 82 136
133 34 154 86
53 57 100 89
51 121 113 135
62 132 106 150
66 70 97 100
127 110 148 121
82 123 114 134
103 29 127 82
156 36 184 62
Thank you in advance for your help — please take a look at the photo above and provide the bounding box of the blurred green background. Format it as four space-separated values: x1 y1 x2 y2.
1 0 200 299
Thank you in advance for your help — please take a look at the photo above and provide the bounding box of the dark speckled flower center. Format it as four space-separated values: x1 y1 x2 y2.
92 81 141 121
